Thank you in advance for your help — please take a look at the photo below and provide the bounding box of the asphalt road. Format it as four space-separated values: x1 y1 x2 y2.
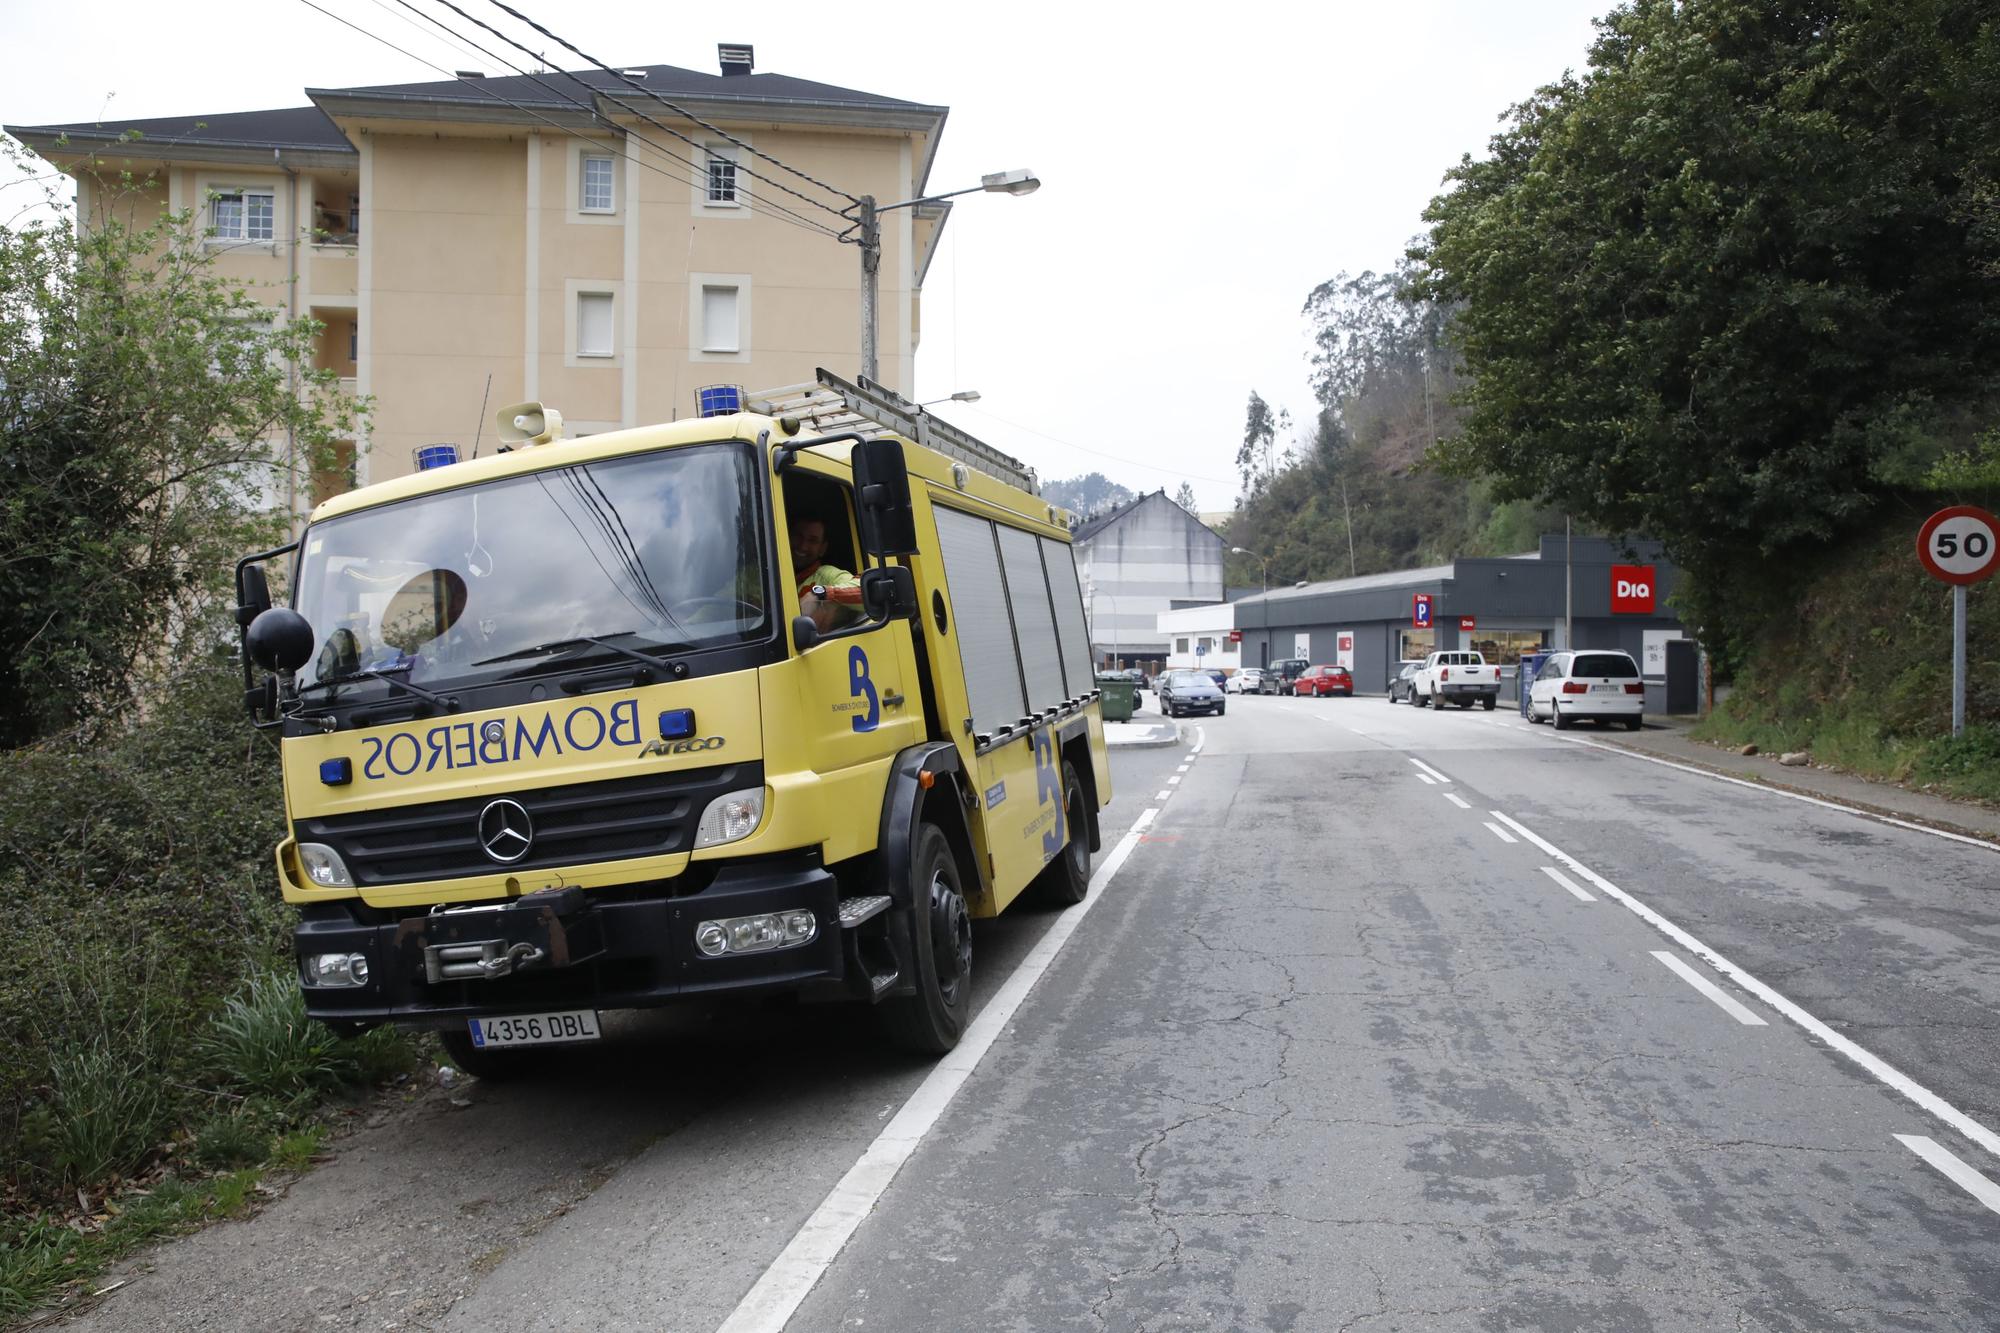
57 695 2000 1332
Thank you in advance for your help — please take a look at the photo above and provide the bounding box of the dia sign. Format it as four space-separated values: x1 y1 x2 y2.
1611 564 1656 615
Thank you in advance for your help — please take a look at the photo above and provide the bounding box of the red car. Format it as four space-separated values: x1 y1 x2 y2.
1293 664 1353 697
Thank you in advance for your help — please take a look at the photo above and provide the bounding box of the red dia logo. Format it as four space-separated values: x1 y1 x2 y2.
1611 565 1655 614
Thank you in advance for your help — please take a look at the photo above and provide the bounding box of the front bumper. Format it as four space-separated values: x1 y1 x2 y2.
295 853 846 1026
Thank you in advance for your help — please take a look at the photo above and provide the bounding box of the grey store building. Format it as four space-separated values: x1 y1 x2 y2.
1235 535 1694 706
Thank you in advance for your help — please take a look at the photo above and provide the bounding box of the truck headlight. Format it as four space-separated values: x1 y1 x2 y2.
302 952 370 987
694 788 765 848
297 842 354 888
693 909 818 957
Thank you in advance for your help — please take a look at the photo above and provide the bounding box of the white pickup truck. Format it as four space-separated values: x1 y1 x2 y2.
1417 650 1500 710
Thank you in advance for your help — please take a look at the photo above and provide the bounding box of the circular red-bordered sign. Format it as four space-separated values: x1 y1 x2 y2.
1917 506 2000 585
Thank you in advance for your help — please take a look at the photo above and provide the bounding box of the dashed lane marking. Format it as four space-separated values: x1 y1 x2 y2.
1444 792 1472 810
1408 757 1452 784
1896 1136 2000 1218
1652 950 1767 1026
1416 773 1437 786
1488 809 2000 1161
1156 790 1173 801
1167 776 1181 785
1539 865 1594 902
1483 821 1518 844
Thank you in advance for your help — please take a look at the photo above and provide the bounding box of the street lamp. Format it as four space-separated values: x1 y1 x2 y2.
917 390 982 407
1232 546 1272 596
854 170 1040 385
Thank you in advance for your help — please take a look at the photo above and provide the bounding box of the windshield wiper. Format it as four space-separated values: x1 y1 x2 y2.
474 632 681 672
295 662 457 709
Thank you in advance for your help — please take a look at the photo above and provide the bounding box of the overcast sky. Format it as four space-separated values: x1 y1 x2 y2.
4 0 1610 513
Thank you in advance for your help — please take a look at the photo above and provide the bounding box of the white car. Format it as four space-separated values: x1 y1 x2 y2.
1225 669 1266 694
1528 650 1645 730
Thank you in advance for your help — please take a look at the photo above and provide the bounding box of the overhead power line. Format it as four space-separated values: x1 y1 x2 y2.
386 0 847 239
294 0 844 242
954 403 1239 488
444 0 857 226
480 0 862 213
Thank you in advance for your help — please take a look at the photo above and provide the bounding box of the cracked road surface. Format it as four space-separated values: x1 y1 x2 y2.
56 699 2000 1331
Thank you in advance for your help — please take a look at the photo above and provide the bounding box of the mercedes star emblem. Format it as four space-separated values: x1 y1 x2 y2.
477 799 534 864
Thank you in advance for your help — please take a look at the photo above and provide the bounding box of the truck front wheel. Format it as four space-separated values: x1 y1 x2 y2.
883 825 972 1055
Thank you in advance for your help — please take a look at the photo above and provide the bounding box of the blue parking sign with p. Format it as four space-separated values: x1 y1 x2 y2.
1413 594 1433 628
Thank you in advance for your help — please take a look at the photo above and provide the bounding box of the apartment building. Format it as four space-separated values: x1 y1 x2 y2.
7 46 950 506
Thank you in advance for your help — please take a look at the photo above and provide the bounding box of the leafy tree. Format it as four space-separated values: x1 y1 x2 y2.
1040 471 1135 518
0 145 364 745
1413 0 2000 658
1237 391 1278 497
1172 482 1199 514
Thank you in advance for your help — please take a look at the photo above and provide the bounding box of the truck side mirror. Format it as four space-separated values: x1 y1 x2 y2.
860 566 918 622
236 565 272 628
852 439 918 557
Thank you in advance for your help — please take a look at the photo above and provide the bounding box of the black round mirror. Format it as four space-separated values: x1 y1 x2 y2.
247 607 315 673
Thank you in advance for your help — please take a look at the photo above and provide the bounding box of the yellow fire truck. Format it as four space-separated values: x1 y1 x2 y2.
236 371 1110 1072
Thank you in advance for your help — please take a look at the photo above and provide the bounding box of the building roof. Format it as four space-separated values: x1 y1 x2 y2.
1236 561 1459 607
1072 489 1226 546
313 64 936 116
6 104 354 155
7 64 942 162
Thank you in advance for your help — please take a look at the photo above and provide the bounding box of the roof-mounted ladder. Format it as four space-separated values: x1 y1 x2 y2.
749 367 1038 495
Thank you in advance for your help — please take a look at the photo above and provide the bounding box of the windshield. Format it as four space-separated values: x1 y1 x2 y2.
1168 672 1209 687
292 442 767 692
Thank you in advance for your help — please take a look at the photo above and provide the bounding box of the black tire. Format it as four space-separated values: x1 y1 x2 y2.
1625 716 1642 731
1553 700 1573 730
1527 699 1545 724
1033 761 1092 907
439 1028 549 1082
1217 703 1227 716
1482 697 1495 711
882 824 972 1055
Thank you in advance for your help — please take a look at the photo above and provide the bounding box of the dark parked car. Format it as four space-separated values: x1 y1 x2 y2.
1294 664 1353 697
1266 657 1310 695
1387 661 1422 704
1158 669 1226 718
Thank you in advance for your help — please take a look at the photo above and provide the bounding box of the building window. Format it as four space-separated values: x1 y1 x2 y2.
212 188 274 241
577 291 615 357
581 154 615 212
701 285 739 352
1175 637 1189 654
347 322 357 363
704 145 739 205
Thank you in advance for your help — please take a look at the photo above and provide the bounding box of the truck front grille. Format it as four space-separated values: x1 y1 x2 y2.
294 762 760 886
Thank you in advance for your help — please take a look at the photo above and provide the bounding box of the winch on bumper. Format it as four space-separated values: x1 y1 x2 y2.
292 853 893 1027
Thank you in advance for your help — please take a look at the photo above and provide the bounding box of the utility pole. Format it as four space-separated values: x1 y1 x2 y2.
1564 514 1574 650
857 195 880 385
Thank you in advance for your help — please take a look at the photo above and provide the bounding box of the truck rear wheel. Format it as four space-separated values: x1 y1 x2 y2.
882 824 972 1055
1033 761 1092 908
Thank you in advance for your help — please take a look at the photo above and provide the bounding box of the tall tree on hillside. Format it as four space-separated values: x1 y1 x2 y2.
1414 0 2000 654
1172 482 1199 514
1237 391 1278 497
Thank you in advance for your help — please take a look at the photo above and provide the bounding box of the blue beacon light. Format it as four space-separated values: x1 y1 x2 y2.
319 757 353 786
659 709 696 740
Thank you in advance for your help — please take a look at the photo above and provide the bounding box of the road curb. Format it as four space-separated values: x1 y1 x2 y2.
1105 720 1184 749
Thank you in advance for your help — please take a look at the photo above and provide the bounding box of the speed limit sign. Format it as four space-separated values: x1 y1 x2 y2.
1917 506 2000 585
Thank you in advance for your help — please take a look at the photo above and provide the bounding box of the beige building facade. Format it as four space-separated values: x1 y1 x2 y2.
9 49 950 507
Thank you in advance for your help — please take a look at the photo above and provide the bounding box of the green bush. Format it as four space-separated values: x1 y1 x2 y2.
0 658 291 1196
192 1111 273 1172
198 969 349 1102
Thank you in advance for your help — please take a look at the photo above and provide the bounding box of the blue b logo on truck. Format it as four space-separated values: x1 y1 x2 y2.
848 647 880 733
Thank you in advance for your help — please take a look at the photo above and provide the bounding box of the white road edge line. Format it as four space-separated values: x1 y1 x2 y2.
715 804 1162 1333
1539 865 1594 902
1444 792 1472 810
1408 757 1452 784
1483 821 1518 844
1651 950 1768 1026
1519 724 2000 857
1416 773 1437 786
1488 809 2000 1160
1896 1135 2000 1217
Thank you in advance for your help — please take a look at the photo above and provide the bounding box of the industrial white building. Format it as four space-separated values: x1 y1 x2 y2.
1071 491 1225 670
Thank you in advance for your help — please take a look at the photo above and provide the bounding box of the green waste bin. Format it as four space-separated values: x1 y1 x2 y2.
1096 674 1137 722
